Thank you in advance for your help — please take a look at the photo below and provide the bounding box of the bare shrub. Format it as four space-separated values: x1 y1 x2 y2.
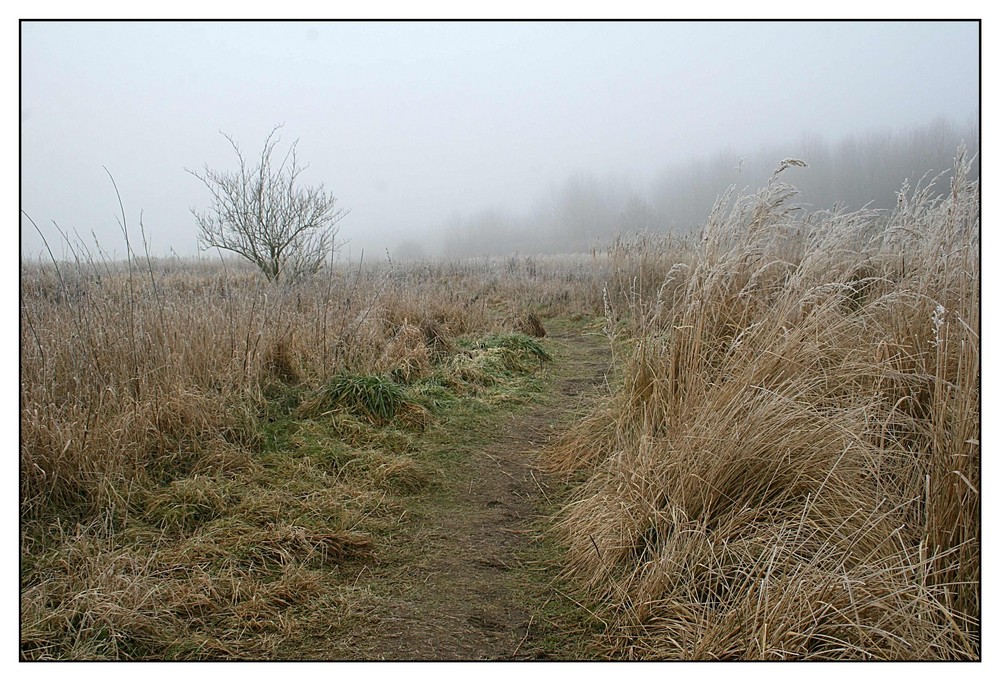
188 126 348 282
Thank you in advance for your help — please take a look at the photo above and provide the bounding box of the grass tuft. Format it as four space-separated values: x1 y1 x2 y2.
298 373 409 425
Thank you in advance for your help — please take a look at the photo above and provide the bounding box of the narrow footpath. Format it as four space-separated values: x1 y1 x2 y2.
334 318 613 660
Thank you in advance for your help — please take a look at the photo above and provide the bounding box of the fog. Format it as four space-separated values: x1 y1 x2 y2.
20 21 979 260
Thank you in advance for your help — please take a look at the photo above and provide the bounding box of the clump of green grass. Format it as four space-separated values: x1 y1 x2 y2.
298 373 409 425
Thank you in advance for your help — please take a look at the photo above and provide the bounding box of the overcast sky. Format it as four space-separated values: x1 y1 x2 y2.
20 20 979 259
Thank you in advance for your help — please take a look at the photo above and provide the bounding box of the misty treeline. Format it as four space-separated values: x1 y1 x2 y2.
440 117 979 257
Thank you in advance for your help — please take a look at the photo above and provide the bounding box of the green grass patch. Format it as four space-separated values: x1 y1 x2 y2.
298 373 410 425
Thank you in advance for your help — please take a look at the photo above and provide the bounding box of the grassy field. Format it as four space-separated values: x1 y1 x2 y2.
20 156 979 660
19 243 604 658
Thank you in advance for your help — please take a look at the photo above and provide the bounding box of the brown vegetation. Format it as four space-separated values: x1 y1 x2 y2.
513 310 547 338
20 151 979 661
546 153 980 660
19 243 602 659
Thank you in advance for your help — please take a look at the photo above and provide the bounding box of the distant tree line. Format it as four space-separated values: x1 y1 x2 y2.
441 116 979 257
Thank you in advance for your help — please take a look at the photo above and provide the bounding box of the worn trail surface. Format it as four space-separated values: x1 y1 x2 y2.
340 320 612 660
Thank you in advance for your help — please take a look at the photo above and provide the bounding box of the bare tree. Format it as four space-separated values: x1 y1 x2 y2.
188 126 348 282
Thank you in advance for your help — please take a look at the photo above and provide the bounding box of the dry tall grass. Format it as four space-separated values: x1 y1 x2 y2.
548 153 979 659
19 252 603 525
20 150 979 659
19 243 604 658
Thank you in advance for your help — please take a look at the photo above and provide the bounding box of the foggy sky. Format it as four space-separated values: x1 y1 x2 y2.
20 20 979 259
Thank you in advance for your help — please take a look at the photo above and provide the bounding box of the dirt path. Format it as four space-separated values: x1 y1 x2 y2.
351 319 612 660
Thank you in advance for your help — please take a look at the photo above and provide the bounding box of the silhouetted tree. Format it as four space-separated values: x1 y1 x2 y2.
189 126 348 282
